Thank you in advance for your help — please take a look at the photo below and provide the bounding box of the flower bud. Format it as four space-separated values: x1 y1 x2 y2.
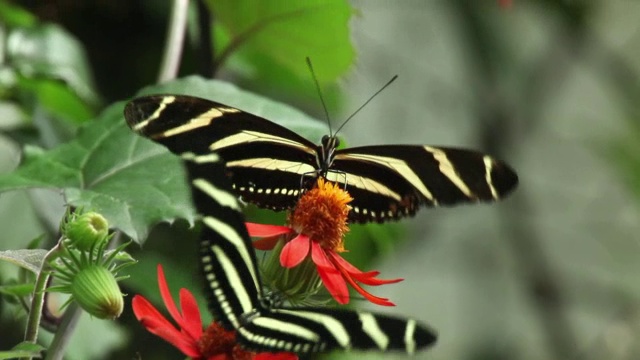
64 212 109 251
71 265 123 319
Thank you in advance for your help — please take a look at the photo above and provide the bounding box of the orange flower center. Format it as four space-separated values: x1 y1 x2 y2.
288 177 352 252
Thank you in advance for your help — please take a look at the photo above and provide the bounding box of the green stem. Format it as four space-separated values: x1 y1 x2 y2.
157 0 190 83
44 303 82 360
21 241 63 360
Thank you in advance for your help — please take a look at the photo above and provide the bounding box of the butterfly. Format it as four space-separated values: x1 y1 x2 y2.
124 94 518 223
176 146 437 354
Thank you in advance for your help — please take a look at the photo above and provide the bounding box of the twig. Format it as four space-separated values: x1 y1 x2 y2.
157 0 190 83
44 303 82 360
21 240 63 360
195 0 214 77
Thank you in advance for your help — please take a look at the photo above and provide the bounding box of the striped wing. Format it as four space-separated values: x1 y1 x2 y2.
184 147 437 354
124 94 319 212
331 145 519 223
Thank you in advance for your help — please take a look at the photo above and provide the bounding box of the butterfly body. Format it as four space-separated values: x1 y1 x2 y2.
125 94 518 223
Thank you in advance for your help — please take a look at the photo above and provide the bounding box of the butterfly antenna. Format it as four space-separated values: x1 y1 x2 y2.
335 75 398 135
306 57 333 136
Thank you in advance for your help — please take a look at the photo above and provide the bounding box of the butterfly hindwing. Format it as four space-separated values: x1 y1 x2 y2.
182 149 437 354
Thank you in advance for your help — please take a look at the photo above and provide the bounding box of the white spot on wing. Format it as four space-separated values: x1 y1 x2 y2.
226 158 315 175
483 156 499 199
359 313 389 350
193 178 239 210
132 96 176 131
211 130 315 154
251 316 320 342
404 319 417 354
181 152 221 164
333 153 430 201
160 107 229 138
272 309 351 348
203 216 260 298
424 146 473 198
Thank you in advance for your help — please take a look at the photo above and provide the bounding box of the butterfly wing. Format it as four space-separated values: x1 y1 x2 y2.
331 145 518 223
124 94 320 211
178 133 437 355
237 307 436 354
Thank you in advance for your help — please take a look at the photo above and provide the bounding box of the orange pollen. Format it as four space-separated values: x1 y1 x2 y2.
289 177 352 252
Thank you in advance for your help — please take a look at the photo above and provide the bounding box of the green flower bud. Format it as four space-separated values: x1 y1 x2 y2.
64 212 109 251
71 265 123 319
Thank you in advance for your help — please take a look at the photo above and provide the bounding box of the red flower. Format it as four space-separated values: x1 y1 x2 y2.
247 178 402 307
132 264 297 360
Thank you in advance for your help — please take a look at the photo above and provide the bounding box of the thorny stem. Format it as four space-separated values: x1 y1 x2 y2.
157 0 190 83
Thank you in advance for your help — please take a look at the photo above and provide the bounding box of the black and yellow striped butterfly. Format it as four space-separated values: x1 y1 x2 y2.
125 94 518 223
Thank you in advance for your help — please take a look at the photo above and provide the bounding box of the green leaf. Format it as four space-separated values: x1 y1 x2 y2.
7 24 101 112
0 103 193 242
0 2 37 28
0 282 34 297
18 77 95 125
0 76 328 242
0 249 48 274
208 0 355 84
0 342 45 359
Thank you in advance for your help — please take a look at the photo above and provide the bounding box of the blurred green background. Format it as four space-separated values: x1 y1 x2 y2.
1 1 639 359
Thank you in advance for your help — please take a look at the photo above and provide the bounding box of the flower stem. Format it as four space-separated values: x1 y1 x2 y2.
21 241 63 360
44 303 82 360
157 0 190 83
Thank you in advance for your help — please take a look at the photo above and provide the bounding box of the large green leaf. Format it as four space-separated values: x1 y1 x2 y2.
208 0 355 84
0 76 328 243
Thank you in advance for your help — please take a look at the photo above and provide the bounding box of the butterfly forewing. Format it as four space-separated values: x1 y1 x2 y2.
332 145 518 222
125 95 320 211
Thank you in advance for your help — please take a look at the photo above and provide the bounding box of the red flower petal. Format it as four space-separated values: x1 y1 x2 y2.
339 270 395 307
280 234 311 268
132 295 172 329
246 222 293 237
178 288 203 340
252 236 281 250
156 264 183 325
329 252 403 285
310 242 350 304
255 352 299 360
132 295 202 357
325 255 395 307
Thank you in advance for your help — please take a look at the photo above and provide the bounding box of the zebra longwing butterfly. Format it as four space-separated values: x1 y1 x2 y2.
124 95 518 223
167 147 437 353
